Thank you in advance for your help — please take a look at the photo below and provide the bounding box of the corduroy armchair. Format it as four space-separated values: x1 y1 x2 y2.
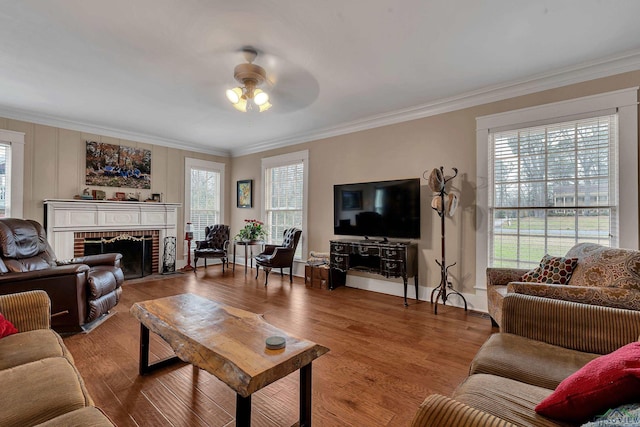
487 243 640 327
0 290 114 426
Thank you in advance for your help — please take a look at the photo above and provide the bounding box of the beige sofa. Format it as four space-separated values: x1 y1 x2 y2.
410 293 640 426
487 242 640 327
0 290 114 426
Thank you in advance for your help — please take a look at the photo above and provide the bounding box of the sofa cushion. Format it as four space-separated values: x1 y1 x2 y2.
522 255 578 285
565 243 640 290
470 333 599 390
0 357 93 426
535 341 640 423
33 407 114 427
453 374 563 427
0 312 18 338
0 329 72 370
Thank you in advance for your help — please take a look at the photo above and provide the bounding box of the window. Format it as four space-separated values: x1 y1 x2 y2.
490 115 617 268
184 158 225 242
476 88 638 285
261 150 308 260
0 130 24 219
0 144 8 217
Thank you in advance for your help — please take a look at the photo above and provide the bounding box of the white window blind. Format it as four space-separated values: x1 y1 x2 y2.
185 159 225 243
0 143 8 218
489 114 618 268
264 159 304 259
190 168 221 242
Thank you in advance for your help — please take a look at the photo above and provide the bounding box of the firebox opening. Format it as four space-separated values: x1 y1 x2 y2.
84 234 153 279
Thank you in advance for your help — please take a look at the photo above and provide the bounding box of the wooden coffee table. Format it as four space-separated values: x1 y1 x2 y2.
130 293 329 427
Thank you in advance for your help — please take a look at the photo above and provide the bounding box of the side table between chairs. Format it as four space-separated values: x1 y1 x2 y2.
233 240 264 274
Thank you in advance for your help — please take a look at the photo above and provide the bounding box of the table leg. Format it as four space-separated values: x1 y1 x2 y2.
139 323 150 376
403 277 408 307
244 244 248 274
138 323 180 375
233 242 237 272
236 394 251 427
300 363 312 427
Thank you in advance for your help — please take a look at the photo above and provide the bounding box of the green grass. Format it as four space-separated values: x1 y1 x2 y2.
492 215 611 268
499 216 610 231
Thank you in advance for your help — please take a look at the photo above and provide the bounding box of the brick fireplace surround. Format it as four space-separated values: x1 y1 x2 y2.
44 199 179 274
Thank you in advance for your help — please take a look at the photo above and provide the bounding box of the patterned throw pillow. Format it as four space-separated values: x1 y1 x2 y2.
522 254 579 285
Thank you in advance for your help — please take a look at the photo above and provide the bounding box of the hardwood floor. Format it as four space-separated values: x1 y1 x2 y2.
63 267 495 426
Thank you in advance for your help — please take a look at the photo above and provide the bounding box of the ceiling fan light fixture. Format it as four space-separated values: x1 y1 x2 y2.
226 87 242 104
257 100 272 112
253 89 269 106
231 96 248 112
226 48 272 113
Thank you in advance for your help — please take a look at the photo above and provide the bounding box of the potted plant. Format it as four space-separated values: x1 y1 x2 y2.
235 219 267 242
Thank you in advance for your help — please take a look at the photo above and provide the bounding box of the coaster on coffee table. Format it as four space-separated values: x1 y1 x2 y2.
265 336 286 350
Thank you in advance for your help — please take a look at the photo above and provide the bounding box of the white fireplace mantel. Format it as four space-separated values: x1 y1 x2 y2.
44 199 180 270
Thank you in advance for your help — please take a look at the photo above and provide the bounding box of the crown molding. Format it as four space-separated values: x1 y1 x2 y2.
0 106 230 157
231 48 640 157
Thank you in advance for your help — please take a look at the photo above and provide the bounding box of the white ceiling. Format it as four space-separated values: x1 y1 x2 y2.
2 1 640 157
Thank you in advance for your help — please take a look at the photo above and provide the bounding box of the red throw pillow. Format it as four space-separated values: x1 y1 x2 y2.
522 254 578 285
0 313 18 338
535 341 640 423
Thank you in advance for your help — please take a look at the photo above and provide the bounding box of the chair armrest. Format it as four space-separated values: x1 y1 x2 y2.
0 290 51 331
261 244 278 255
271 247 293 257
501 293 640 354
507 282 640 311
486 268 528 287
195 240 211 250
410 394 516 427
223 240 230 251
0 264 90 283
62 253 122 267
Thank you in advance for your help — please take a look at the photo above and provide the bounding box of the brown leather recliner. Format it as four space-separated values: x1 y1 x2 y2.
0 218 124 332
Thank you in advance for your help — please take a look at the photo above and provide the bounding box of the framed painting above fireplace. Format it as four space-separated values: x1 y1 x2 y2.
85 141 151 189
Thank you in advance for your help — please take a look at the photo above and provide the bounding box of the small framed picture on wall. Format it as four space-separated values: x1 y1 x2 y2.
237 179 253 208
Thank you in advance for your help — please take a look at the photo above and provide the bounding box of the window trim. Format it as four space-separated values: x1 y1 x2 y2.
184 157 225 249
475 87 638 290
261 150 309 262
0 129 24 219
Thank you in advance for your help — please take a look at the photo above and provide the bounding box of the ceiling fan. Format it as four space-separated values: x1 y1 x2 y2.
225 47 272 112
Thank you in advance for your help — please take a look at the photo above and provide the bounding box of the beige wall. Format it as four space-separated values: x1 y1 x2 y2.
230 70 640 300
3 70 639 298
0 117 230 261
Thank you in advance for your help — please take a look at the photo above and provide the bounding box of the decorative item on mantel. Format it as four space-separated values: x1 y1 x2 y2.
424 166 467 315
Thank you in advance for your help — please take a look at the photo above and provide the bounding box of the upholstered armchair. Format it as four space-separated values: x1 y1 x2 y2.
0 218 124 332
194 224 230 273
255 228 302 285
487 243 640 327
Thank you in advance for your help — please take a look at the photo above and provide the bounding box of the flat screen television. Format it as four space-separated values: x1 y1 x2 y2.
333 178 421 239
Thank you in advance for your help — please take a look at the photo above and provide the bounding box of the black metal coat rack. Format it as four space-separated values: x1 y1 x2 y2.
425 166 468 314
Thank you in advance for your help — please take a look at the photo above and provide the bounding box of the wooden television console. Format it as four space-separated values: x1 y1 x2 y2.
329 238 418 306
